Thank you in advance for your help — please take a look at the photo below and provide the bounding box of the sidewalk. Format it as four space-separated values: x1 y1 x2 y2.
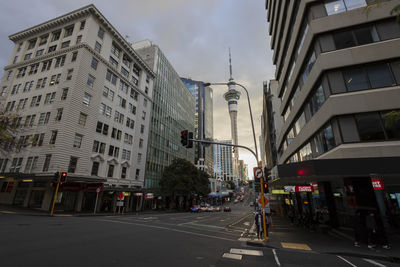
0 204 174 217
247 215 400 263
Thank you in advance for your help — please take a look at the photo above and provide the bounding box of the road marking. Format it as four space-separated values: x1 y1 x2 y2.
363 259 386 267
222 253 242 260
281 242 311 251
244 222 250 226
230 248 263 256
272 249 281 266
337 256 357 267
99 219 236 242
54 214 72 217
238 237 250 241
0 210 16 214
178 222 226 229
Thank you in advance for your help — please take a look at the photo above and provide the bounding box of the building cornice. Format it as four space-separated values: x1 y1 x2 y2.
8 4 155 79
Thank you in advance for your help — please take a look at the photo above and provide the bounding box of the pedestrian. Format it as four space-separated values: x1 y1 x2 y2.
353 210 362 247
254 209 263 239
265 213 271 237
366 211 377 249
288 209 294 224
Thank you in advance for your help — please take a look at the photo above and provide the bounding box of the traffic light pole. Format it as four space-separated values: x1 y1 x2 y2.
50 169 62 216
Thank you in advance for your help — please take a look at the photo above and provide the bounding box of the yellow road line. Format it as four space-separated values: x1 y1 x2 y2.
54 214 73 217
281 242 312 251
0 210 17 214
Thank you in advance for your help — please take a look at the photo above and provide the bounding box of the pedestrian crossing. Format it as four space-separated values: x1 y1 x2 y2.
222 248 264 261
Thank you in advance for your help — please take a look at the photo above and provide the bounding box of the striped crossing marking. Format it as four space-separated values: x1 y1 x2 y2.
230 248 263 256
222 253 242 260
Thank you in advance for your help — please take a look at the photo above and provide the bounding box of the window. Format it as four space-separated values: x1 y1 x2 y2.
64 25 74 37
325 0 346 15
44 92 56 104
66 69 73 80
78 113 87 126
354 25 379 45
123 55 131 67
103 87 115 101
68 157 78 173
42 154 52 172
131 76 139 85
366 63 395 88
111 44 121 58
108 146 119 157
93 140 106 154
28 39 36 50
343 67 369 91
381 110 400 140
140 124 145 134
61 88 68 100
117 95 126 108
1 86 8 96
87 74 95 88
355 113 385 141
80 20 86 30
52 30 61 41
139 138 144 148
25 157 33 173
73 134 83 148
36 49 44 57
55 55 66 68
143 99 148 107
106 70 117 85
91 162 100 176
42 59 52 72
23 81 34 92
96 122 109 135
99 103 112 118
122 149 131 160
91 57 98 70
109 56 118 68
129 103 136 115
7 70 13 81
49 130 57 144
61 41 70 48
333 31 356 50
39 35 48 46
111 128 122 140
294 112 306 135
107 165 114 178
98 27 105 39
309 85 326 116
121 167 127 179
71 52 78 62
55 108 63 121
48 45 57 53
24 53 32 60
135 169 140 180
121 67 129 78
137 153 142 164
299 143 312 162
76 35 82 44
142 111 146 120
29 64 39 75
119 81 129 94
83 93 91 106
131 89 139 100
133 64 141 76
124 133 133 144
114 111 124 124
126 118 134 129
94 41 102 53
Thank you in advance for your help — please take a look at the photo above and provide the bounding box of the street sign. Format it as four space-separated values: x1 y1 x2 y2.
118 192 125 200
284 186 296 193
96 187 101 194
254 168 263 179
371 179 384 190
295 186 313 193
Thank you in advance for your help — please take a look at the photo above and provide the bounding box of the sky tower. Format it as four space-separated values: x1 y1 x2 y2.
224 49 241 178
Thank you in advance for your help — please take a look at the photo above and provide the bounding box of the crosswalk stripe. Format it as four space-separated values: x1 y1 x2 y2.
230 248 263 256
337 256 357 267
363 259 386 267
222 253 242 260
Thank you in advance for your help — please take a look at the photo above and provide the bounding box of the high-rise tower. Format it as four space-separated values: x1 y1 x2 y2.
223 49 241 180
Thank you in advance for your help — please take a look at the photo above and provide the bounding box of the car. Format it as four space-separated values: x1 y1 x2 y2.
234 199 239 204
200 206 208 212
190 205 199 213
224 207 231 212
214 206 221 212
250 202 255 207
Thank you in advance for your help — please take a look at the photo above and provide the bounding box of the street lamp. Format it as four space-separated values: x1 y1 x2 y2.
203 81 259 163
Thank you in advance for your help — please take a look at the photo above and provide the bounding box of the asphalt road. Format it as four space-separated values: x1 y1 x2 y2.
0 196 397 266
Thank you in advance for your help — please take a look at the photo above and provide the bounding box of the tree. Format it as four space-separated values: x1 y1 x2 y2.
159 158 210 209
0 110 21 155
366 0 400 21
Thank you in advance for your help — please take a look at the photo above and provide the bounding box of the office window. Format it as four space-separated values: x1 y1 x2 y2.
28 39 36 50
61 88 68 100
83 92 91 106
325 0 347 15
107 164 114 178
121 167 127 179
73 134 83 148
129 103 136 115
49 130 58 144
94 41 102 53
111 44 121 58
333 31 356 49
25 157 33 173
344 0 366 11
39 35 48 46
71 52 78 62
355 113 386 141
131 76 138 85
137 153 142 164
91 162 100 176
98 27 105 39
78 113 87 126
135 169 140 180
61 41 70 49
80 20 86 30
109 56 118 68
132 64 141 76
68 157 78 173
139 138 144 148
106 70 118 85
76 35 82 44
140 124 145 134
91 57 98 70
36 49 44 57
24 53 32 61
103 87 115 101
55 55 66 68
366 63 395 88
55 108 63 121
122 149 131 160
52 30 61 41
87 74 95 88
354 25 379 45
66 69 73 80
64 25 74 37
42 154 51 172
48 45 57 53
121 67 129 78
343 67 369 91
381 110 400 140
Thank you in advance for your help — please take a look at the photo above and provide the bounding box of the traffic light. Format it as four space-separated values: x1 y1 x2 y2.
263 182 268 191
54 172 59 180
61 172 67 183
187 132 193 148
180 130 188 147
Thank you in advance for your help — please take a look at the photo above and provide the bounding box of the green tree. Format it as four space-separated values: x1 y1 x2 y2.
160 158 210 209
366 0 400 21
0 110 20 154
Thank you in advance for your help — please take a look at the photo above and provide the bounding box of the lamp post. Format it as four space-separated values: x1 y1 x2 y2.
204 81 259 163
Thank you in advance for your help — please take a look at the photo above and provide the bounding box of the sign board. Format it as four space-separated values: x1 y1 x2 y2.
116 201 124 207
371 179 384 190
145 193 154 199
134 193 143 197
284 186 296 193
118 192 125 200
295 186 313 193
96 187 101 194
311 182 318 190
253 168 263 179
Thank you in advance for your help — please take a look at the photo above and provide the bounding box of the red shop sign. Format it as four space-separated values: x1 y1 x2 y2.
371 179 384 190
295 186 314 193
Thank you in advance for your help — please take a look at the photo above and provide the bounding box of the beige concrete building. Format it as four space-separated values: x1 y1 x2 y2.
0 4 155 213
265 0 400 229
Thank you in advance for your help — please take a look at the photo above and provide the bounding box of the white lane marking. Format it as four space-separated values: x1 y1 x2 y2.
178 222 226 229
244 222 250 226
272 249 281 267
98 219 236 242
238 237 250 241
222 253 242 260
337 256 357 267
363 259 386 267
230 248 263 256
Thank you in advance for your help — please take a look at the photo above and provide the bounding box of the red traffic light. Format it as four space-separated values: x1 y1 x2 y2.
297 169 305 176
264 183 268 190
61 172 67 183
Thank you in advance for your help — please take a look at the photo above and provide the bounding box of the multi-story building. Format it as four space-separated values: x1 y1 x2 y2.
181 78 214 176
0 4 155 212
213 140 235 182
132 40 195 198
265 0 400 229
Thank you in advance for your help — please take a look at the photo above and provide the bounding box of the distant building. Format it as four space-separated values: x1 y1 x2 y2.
181 78 214 176
133 40 195 193
0 5 155 212
213 140 235 182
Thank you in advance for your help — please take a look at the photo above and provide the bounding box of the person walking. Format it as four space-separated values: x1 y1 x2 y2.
255 209 263 239
353 210 363 247
366 211 377 249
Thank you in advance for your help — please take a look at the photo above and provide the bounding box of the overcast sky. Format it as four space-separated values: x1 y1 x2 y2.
0 0 274 179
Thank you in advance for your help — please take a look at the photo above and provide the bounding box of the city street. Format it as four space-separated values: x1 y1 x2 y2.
1 198 398 267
